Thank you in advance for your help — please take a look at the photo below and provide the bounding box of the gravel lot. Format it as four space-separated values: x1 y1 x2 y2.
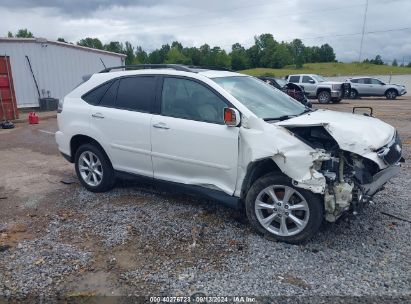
0 97 410 301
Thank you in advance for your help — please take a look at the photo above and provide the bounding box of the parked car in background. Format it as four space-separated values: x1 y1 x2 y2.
346 77 407 100
286 74 351 104
56 64 403 243
258 76 312 108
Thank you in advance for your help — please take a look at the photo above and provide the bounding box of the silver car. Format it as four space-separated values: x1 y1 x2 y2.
347 77 407 100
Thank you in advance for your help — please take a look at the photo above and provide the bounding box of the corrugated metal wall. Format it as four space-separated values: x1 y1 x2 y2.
0 41 124 107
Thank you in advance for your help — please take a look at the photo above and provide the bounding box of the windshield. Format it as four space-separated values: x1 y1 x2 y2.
212 76 306 120
312 75 326 82
275 78 287 87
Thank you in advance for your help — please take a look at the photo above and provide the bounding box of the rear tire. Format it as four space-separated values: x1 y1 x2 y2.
317 91 331 104
245 174 324 244
74 143 115 192
385 89 397 100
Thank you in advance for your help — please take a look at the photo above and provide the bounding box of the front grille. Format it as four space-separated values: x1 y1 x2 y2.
377 132 402 165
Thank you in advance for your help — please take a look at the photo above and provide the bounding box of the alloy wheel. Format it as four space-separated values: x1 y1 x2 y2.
78 151 103 187
255 185 310 237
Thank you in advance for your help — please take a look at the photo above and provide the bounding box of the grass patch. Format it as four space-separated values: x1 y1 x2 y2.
240 62 411 77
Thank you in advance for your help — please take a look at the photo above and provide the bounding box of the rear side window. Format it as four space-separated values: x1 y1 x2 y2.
350 79 358 83
116 77 156 112
82 81 112 105
289 76 300 83
100 80 119 107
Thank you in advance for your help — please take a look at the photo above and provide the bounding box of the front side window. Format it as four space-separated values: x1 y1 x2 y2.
116 76 156 112
312 75 326 82
302 76 314 83
371 78 382 85
161 77 227 124
212 76 306 120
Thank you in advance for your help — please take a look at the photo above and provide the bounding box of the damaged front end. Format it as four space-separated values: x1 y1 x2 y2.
285 125 403 222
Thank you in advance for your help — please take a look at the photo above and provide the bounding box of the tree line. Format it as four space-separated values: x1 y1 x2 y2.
8 28 411 69
75 34 337 70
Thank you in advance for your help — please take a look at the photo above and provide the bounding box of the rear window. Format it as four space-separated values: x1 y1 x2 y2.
288 76 300 83
82 81 112 105
350 79 358 83
116 77 156 112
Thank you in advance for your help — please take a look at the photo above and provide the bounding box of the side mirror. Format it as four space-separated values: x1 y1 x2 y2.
224 108 241 127
308 79 315 84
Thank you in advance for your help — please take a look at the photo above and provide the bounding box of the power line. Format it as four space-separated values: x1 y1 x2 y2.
358 0 369 61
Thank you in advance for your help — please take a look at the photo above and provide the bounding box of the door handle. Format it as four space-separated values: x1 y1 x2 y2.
153 123 170 130
91 113 104 119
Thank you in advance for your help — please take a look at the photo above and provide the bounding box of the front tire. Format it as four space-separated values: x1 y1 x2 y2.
385 89 397 100
245 174 323 244
74 143 115 192
350 89 358 99
317 91 331 104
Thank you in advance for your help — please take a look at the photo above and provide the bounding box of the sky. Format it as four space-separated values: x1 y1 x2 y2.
1 0 410 63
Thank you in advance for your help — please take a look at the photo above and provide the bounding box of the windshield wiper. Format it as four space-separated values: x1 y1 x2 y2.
263 115 297 121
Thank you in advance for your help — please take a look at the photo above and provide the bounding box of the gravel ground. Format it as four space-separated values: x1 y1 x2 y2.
0 100 410 300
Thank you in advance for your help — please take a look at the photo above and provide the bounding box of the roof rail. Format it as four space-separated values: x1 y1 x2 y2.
99 64 193 73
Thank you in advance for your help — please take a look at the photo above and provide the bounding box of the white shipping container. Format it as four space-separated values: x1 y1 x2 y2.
0 38 126 108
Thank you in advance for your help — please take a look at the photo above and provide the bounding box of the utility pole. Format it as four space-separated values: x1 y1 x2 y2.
358 0 369 62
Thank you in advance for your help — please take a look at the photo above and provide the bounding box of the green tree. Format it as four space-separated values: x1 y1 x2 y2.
290 39 305 68
15 28 34 38
77 37 103 50
7 31 13 38
182 47 202 66
135 46 148 64
318 44 335 62
57 37 67 42
104 41 124 54
165 47 191 64
370 55 384 65
124 41 135 65
392 59 398 66
230 43 249 70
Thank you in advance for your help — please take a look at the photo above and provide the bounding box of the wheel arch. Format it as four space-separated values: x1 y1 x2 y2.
240 158 283 202
70 134 111 165
316 87 331 97
385 88 398 95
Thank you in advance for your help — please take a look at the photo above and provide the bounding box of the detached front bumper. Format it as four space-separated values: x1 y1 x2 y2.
361 164 401 196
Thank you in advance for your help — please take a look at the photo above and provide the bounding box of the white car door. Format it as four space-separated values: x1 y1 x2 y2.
89 76 157 177
151 76 239 195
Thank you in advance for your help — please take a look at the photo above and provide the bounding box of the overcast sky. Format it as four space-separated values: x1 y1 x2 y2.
1 0 410 63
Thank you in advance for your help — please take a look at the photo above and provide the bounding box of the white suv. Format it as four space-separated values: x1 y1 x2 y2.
56 64 403 243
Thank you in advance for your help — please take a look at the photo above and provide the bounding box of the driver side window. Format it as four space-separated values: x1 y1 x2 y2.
161 77 227 124
302 76 314 83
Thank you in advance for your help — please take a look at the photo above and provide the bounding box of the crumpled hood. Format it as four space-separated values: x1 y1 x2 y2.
278 109 395 156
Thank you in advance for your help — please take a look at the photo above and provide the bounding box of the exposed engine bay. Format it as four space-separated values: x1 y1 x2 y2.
284 125 402 221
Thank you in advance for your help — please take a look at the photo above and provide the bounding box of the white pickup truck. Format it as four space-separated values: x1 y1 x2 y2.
286 74 349 104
